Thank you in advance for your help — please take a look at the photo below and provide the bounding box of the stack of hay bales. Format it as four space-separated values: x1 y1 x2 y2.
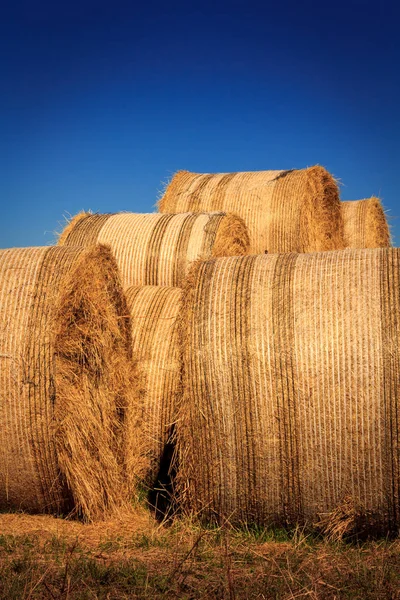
0 245 143 521
160 166 345 253
342 197 391 248
177 248 399 534
0 161 395 536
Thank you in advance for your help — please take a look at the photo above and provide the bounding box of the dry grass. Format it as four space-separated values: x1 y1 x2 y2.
0 511 399 599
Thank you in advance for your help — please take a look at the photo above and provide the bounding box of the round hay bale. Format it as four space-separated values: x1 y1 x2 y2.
342 198 391 249
58 212 249 288
178 249 400 534
0 245 143 521
159 167 344 254
126 286 182 511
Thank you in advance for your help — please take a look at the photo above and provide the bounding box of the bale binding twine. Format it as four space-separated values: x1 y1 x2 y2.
0 245 143 522
178 248 400 535
58 212 249 288
159 167 344 254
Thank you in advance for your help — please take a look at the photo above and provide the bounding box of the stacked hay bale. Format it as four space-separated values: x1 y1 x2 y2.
178 248 400 534
342 197 391 249
160 167 345 253
58 211 249 287
0 245 144 522
126 286 181 485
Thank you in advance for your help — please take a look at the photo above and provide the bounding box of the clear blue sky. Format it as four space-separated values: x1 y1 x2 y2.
1 0 399 248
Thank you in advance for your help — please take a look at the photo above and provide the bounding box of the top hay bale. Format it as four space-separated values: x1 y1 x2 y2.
159 167 344 254
0 245 143 522
58 212 249 288
178 248 400 534
342 198 391 249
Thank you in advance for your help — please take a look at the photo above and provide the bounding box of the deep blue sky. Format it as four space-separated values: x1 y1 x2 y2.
1 0 399 248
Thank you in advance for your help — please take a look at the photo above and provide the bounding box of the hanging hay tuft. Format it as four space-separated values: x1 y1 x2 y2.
58 211 249 288
177 248 400 534
159 166 344 254
0 244 144 522
126 286 182 514
342 197 391 249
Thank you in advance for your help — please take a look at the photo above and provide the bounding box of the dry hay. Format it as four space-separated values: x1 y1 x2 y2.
0 245 144 522
159 167 344 254
126 286 182 493
178 249 400 534
58 212 249 288
342 197 391 249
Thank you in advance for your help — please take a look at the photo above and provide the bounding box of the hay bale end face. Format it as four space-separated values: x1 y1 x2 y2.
0 245 142 521
126 286 182 499
58 212 250 288
178 249 400 533
342 198 391 249
159 167 344 254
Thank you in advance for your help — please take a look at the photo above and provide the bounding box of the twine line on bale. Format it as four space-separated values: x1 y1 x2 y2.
177 248 400 535
126 286 182 517
0 244 145 522
342 198 391 249
58 211 250 289
159 166 344 254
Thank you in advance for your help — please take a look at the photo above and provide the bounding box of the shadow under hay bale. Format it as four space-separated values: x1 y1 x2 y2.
342 197 391 249
58 212 250 288
0 245 144 522
159 166 344 254
177 248 400 535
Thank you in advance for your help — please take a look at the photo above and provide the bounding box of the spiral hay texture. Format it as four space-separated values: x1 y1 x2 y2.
58 212 249 288
342 198 391 249
179 249 400 533
0 245 142 522
160 167 344 254
126 286 182 486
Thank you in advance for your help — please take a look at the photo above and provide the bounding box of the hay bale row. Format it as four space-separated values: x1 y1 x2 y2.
342 197 391 249
160 167 345 254
126 285 181 487
178 248 400 533
0 245 144 522
58 211 249 288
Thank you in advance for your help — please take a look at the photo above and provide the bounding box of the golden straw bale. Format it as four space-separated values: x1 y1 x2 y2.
0 245 143 521
126 286 181 492
159 167 344 254
178 249 400 534
342 198 391 249
58 212 249 288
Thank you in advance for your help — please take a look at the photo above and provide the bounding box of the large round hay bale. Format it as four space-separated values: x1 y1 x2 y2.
178 249 400 534
0 245 143 521
159 167 344 254
58 212 249 288
126 286 181 487
342 198 391 249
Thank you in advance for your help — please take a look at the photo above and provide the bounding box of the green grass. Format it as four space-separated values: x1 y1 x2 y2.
0 520 399 599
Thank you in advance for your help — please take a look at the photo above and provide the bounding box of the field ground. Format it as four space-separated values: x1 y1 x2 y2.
0 507 399 599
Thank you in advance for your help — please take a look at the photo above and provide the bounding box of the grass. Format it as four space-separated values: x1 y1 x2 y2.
0 510 399 599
